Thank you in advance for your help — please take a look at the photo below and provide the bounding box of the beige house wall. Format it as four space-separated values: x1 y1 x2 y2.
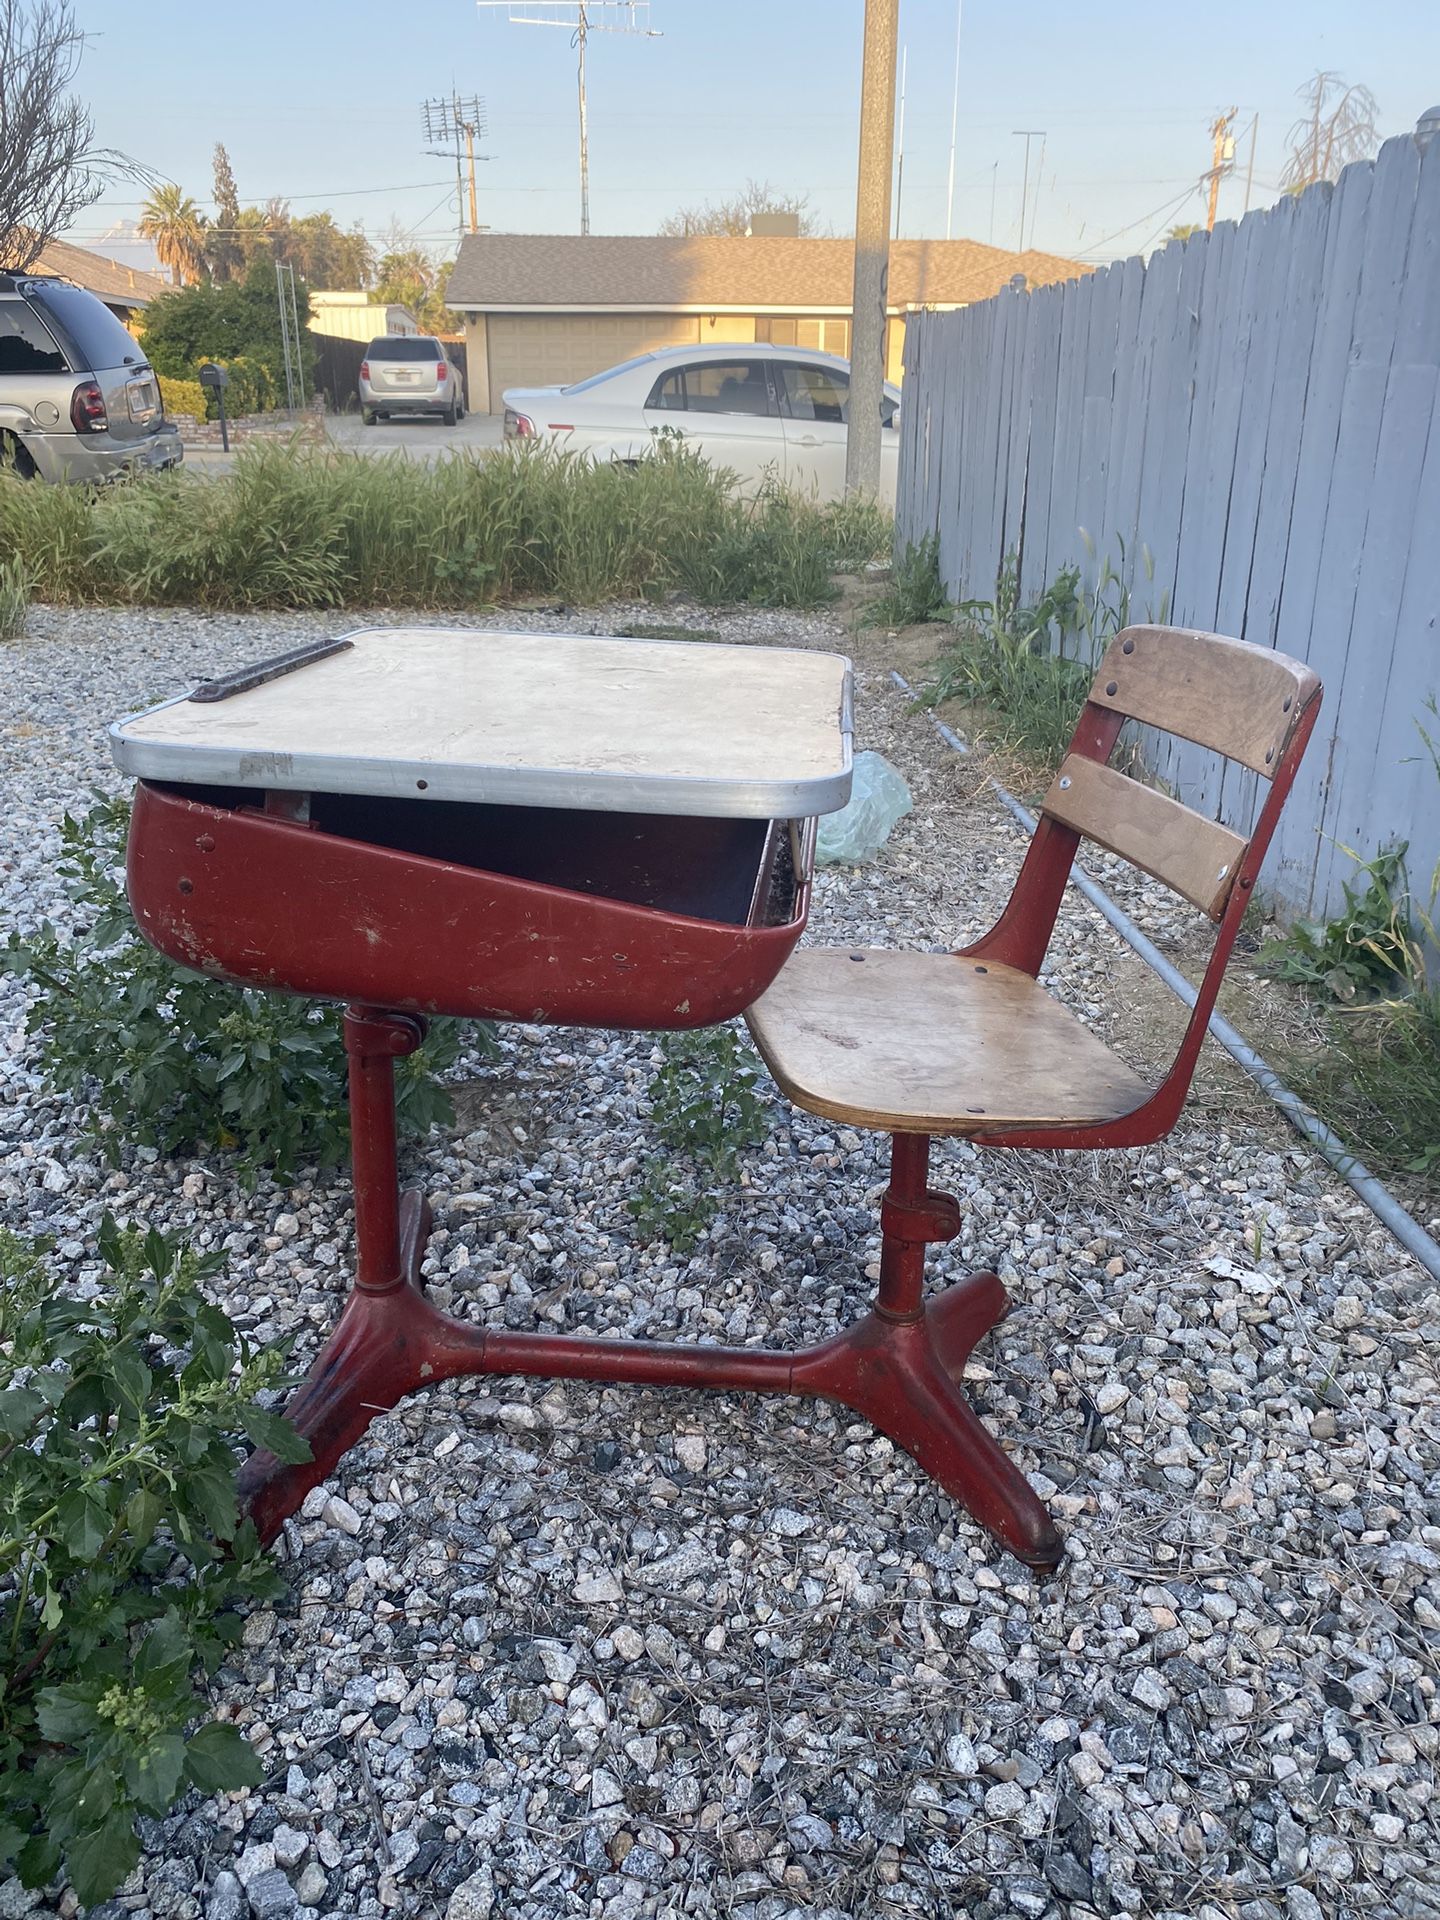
462 315 490 414
460 308 914 411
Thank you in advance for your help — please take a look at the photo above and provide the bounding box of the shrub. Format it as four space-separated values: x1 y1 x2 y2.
0 1221 300 1905
1 795 474 1182
630 1026 768 1251
157 376 207 424
0 438 889 613
138 263 310 414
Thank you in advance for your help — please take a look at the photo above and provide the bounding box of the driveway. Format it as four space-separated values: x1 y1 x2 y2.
326 410 504 459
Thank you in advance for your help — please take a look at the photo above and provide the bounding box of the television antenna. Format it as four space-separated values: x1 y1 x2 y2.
477 3 660 236
422 94 490 246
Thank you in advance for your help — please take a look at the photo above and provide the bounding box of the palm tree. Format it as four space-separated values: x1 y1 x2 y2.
138 183 208 286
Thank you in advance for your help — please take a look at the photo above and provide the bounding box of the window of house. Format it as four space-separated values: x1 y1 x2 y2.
0 302 67 375
779 362 849 425
796 317 850 356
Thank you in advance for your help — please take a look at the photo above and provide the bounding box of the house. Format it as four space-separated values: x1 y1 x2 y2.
23 236 169 325
445 233 1089 413
309 291 421 342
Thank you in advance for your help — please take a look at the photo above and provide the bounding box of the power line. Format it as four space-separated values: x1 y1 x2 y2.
1074 184 1203 258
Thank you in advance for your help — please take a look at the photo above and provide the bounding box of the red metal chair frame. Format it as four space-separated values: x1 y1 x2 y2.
239 632 1322 1576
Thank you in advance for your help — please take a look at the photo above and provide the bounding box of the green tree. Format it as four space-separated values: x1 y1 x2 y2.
375 248 454 332
288 212 374 289
139 260 312 410
206 142 242 284
658 178 818 238
138 182 209 287
1167 222 1201 242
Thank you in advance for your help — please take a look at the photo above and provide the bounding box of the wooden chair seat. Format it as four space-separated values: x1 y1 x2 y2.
746 947 1152 1135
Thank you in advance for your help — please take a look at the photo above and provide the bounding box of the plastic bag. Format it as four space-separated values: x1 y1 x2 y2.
816 751 913 865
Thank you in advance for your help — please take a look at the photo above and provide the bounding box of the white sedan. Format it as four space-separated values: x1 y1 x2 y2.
502 343 901 505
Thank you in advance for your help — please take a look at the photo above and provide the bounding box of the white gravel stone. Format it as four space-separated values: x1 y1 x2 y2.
1308 1835 1356 1881
574 1569 624 1604
5 604 1433 1920
322 1493 362 1535
446 1867 495 1920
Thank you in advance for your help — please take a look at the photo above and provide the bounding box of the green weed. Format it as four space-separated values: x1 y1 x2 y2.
630 1026 768 1252
914 536 1170 770
0 438 891 614
0 556 29 640
1268 721 1440 1191
863 531 949 627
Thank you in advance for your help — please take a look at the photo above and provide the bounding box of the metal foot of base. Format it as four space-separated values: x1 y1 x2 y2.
238 1196 1062 1573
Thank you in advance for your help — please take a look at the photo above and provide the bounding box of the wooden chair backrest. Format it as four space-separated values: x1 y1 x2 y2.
1038 627 1322 922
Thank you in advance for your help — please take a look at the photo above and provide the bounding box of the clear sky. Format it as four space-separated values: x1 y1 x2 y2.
66 0 1440 269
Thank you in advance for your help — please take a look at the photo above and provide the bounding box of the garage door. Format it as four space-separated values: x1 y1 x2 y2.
487 314 700 405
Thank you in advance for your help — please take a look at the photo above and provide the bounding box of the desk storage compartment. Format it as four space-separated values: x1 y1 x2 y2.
127 782 815 1028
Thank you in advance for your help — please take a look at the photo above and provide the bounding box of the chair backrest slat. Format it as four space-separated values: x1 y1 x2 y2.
1089 626 1320 777
1041 753 1248 919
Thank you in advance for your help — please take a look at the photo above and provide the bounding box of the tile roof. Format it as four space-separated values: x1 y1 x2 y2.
24 235 169 307
446 234 1088 312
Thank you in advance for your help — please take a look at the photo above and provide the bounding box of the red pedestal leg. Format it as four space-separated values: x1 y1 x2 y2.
238 1023 1064 1574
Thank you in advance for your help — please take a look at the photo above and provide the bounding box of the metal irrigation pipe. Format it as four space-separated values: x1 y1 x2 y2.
888 669 1440 1286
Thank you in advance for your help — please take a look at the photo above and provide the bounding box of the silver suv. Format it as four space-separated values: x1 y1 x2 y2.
359 335 465 425
0 274 182 483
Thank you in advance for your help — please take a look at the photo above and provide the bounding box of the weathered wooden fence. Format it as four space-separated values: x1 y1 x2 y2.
897 129 1440 923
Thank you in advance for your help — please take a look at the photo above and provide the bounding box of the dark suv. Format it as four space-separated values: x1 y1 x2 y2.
0 274 182 483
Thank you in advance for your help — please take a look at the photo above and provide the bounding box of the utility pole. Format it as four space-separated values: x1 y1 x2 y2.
422 94 489 245
944 0 962 240
1206 107 1237 231
845 0 899 498
478 3 659 237
893 43 906 239
1012 129 1045 252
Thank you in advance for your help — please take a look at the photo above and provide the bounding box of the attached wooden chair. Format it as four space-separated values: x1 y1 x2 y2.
747 626 1322 1571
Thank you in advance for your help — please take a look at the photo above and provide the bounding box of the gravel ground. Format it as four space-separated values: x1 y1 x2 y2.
2 605 1438 1920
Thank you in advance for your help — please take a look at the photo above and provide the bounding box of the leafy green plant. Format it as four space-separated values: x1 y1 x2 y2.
0 556 30 640
2 795 474 1182
0 1221 302 1905
1260 843 1415 1001
630 1026 768 1251
863 532 949 627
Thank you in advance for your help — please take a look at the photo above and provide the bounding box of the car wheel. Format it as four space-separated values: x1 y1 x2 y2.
361 407 377 426
442 405 458 427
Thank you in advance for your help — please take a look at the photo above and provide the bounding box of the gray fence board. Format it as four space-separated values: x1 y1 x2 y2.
895 129 1440 923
